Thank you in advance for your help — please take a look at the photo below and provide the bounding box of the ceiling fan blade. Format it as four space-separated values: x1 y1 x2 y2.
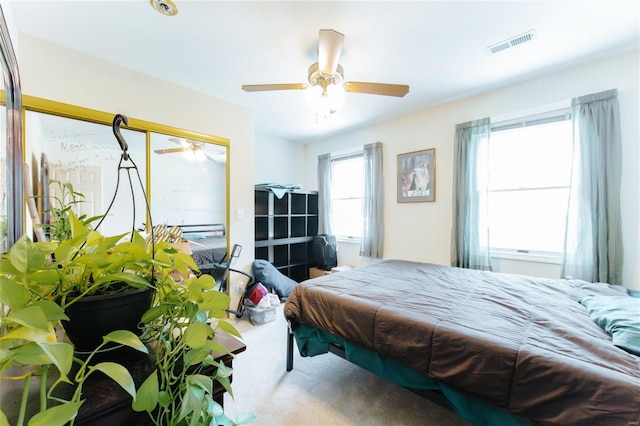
318 29 344 75
205 152 226 163
242 83 306 92
168 137 186 145
154 147 185 154
344 81 410 97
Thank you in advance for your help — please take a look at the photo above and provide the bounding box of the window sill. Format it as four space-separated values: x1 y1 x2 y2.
490 249 562 265
336 236 361 245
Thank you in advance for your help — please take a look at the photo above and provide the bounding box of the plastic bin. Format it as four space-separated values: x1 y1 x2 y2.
245 305 277 325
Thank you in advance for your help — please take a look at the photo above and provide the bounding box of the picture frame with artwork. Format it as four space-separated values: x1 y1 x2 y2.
397 148 436 203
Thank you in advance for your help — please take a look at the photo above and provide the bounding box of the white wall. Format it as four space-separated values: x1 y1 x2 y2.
254 132 305 186
16 31 639 292
17 35 256 307
303 50 640 290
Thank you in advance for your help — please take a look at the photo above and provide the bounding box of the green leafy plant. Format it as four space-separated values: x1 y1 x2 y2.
2 213 157 310
0 213 7 253
0 234 150 425
37 180 102 242
0 210 165 425
135 273 255 425
0 213 254 425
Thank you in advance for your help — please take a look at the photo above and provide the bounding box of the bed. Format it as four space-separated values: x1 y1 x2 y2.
174 223 227 268
283 260 640 425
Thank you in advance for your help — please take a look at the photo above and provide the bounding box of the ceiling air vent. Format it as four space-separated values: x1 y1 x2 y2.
487 30 536 55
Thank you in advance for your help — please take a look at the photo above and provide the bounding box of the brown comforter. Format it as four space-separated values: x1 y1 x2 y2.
284 260 640 425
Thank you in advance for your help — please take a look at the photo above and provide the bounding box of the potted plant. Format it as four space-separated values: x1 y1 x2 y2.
2 111 254 425
2 212 164 353
0 217 157 425
0 213 254 425
36 179 102 243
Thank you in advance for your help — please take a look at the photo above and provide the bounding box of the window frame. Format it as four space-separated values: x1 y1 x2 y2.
329 151 364 242
486 107 573 264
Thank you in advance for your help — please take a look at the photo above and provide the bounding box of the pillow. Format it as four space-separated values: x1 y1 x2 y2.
580 295 640 356
185 233 206 241
251 260 298 300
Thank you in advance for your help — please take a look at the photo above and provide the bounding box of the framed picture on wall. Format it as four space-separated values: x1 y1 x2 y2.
397 148 436 203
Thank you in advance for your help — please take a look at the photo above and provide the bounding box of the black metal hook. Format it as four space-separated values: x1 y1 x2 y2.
112 114 129 161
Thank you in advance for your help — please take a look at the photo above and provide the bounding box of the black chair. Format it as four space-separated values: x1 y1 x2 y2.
210 244 254 317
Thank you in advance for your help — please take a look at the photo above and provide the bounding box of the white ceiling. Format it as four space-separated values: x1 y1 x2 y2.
7 1 640 143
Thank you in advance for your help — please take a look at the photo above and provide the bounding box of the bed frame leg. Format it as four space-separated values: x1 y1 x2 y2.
286 321 294 371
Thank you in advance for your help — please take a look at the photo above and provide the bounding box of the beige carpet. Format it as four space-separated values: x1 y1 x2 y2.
223 304 469 426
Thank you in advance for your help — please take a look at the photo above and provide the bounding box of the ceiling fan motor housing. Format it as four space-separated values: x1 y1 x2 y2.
308 62 344 93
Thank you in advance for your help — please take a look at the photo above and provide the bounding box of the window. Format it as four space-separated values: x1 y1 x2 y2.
480 110 573 258
330 154 364 239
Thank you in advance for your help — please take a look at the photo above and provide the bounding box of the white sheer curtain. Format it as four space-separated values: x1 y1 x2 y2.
451 118 492 270
317 153 333 235
360 142 384 258
562 89 623 284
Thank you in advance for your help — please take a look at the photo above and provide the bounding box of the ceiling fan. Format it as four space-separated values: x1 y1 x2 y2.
154 138 225 163
241 29 409 106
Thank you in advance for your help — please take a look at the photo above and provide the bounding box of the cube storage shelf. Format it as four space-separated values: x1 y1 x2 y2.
254 187 318 282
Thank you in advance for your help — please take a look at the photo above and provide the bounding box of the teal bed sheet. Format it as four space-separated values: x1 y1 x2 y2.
293 323 535 426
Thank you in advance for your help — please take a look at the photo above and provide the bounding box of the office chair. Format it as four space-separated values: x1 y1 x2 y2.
211 244 254 318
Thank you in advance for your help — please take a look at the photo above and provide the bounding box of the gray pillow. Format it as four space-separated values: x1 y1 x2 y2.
251 259 298 300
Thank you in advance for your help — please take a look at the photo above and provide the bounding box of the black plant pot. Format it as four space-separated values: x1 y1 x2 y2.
62 287 154 354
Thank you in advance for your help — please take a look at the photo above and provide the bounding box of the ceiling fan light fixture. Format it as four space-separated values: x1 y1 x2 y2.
305 83 345 121
326 83 346 105
183 148 206 162
305 86 330 119
304 84 323 102
305 62 346 120
315 111 331 125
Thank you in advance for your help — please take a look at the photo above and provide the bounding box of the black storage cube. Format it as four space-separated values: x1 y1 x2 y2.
255 217 269 241
274 195 288 215
290 242 306 264
255 191 270 215
273 245 288 267
291 217 305 237
307 216 318 236
255 246 268 261
307 193 318 215
274 217 288 239
291 193 306 214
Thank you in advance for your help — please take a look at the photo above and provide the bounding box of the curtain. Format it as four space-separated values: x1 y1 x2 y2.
317 153 333 235
360 142 384 258
562 89 623 284
451 117 492 270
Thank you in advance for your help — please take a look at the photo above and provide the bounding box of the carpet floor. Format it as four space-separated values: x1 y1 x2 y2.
222 303 469 426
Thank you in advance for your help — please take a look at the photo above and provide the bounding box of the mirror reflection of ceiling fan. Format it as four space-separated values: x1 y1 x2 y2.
154 138 225 163
241 29 409 117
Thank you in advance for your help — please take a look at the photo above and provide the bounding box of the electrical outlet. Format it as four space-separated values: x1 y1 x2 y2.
236 281 243 293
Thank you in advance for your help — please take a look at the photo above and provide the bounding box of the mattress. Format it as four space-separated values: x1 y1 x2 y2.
284 260 640 425
187 234 227 267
